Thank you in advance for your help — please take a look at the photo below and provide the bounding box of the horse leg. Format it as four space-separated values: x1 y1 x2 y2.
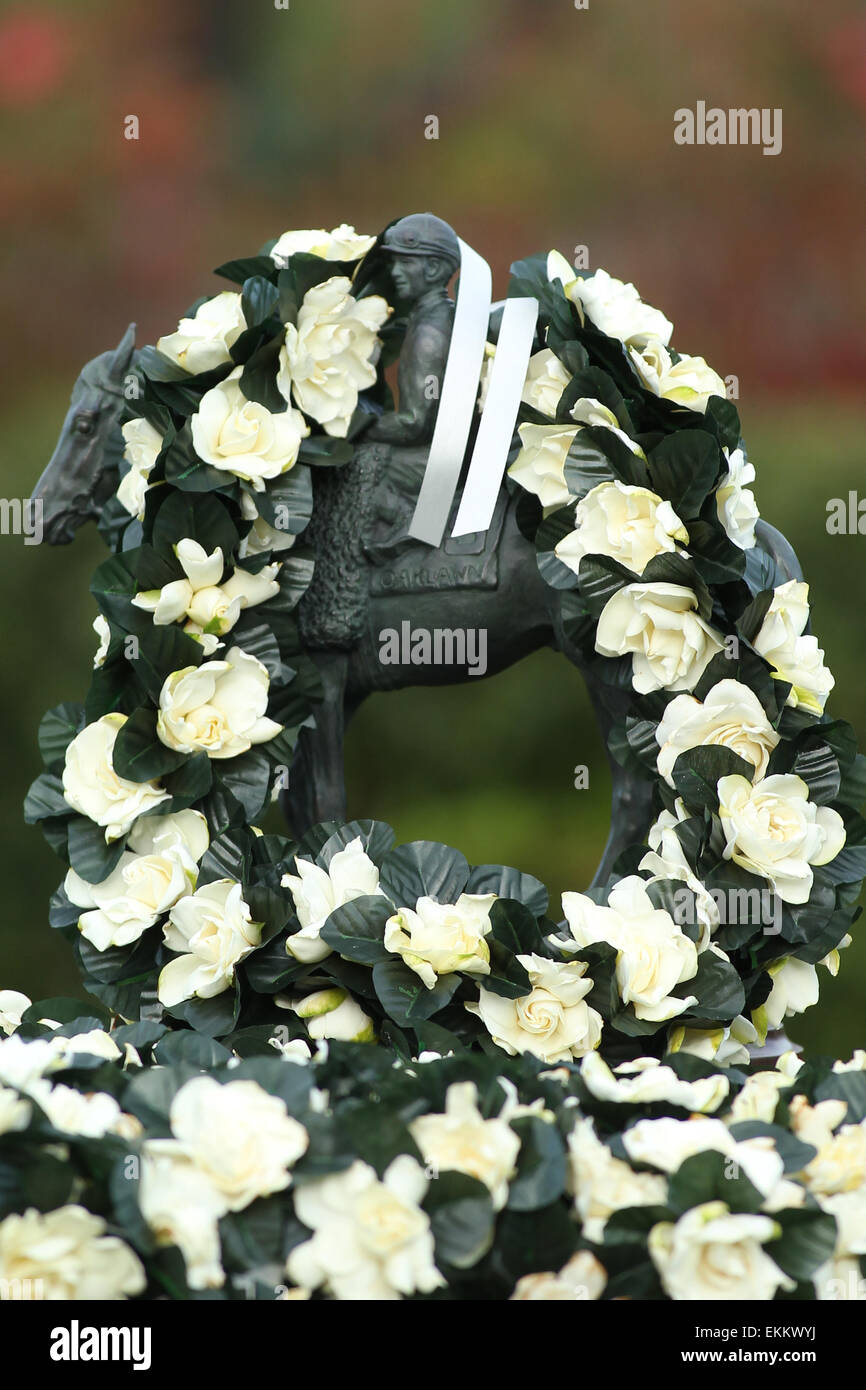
280 651 349 838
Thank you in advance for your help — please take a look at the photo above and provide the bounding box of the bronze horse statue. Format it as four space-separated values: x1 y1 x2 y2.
30 226 804 893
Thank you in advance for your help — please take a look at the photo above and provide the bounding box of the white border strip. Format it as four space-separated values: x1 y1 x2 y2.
407 238 492 547
451 294 539 537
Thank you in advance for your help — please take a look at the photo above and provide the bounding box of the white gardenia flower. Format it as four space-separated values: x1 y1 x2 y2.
728 1069 795 1124
624 1117 785 1198
0 1085 31 1136
555 481 688 577
521 347 572 417
465 953 603 1064
569 396 647 456
758 957 821 1033
46 1029 122 1064
409 1081 520 1210
717 446 759 550
595 581 724 694
157 1076 309 1210
139 1150 226 1290
0 1035 64 1092
629 337 726 415
62 713 170 841
158 878 262 1006
288 988 375 1043
508 422 579 510
117 416 163 520
64 809 209 951
191 366 309 491
547 256 673 349
287 1155 445 1301
270 224 377 265
277 276 391 437
639 804 720 948
561 876 698 1023
29 1081 122 1139
510 1250 608 1301
655 679 780 787
579 1053 729 1113
0 990 30 1036
753 580 835 715
156 290 246 374
92 614 110 669
157 646 282 759
384 893 496 989
649 1201 794 1301
717 773 846 905
132 537 280 641
667 1014 759 1069
0 1205 145 1301
567 1116 668 1242
282 837 384 964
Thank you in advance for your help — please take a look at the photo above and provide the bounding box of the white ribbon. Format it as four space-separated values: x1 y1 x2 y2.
451 294 539 537
407 238 492 547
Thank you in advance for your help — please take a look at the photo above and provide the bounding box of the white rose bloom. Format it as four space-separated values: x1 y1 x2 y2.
507 422 578 510
0 1205 145 1301
117 416 163 520
277 276 391 437
384 893 496 989
561 876 698 1023
567 1116 667 1242
62 713 170 841
64 809 208 951
270 224 376 265
158 878 262 1006
0 1085 31 1135
649 1201 794 1301
288 988 375 1043
555 481 688 577
728 1070 795 1124
521 348 572 417
409 1081 520 1210
191 366 309 491
547 258 673 348
157 646 282 759
595 582 724 694
623 1116 785 1199
156 290 246 374
718 773 846 905
282 837 384 964
92 614 110 669
717 446 759 550
287 1155 444 1301
757 957 821 1033
629 338 726 414
655 679 779 788
510 1250 608 1301
753 581 835 715
465 953 603 1064
29 1081 122 1139
139 1150 226 1290
580 1053 729 1112
159 1076 308 1209
0 991 30 1036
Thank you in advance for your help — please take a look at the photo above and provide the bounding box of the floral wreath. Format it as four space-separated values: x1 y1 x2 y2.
23 220 866 1067
12 218 866 1304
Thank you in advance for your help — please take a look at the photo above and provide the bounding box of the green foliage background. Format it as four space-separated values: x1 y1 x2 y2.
0 0 863 1055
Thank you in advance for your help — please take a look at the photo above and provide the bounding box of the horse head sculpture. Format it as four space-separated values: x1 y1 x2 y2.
31 323 138 545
